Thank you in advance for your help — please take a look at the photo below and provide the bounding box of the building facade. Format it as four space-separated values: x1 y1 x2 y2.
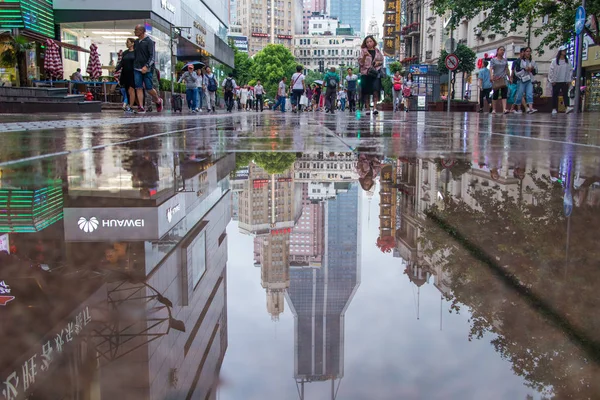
328 0 362 36
294 34 362 71
237 0 300 55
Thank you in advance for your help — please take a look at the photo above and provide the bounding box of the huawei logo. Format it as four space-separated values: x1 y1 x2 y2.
78 217 99 233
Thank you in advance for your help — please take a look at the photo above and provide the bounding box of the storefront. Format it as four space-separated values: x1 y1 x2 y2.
583 45 600 112
52 0 233 83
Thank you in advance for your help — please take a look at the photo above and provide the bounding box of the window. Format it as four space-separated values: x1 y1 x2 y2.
63 32 79 62
189 231 206 288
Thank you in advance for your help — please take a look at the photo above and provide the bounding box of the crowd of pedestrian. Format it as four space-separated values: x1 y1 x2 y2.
115 27 575 116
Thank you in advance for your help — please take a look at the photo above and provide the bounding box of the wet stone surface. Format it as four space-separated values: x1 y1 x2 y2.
0 110 599 400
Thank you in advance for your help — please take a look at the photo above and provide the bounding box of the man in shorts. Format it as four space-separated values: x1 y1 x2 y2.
133 24 163 113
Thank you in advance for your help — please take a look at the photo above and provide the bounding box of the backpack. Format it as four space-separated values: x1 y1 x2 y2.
224 78 233 92
328 76 337 88
207 76 218 92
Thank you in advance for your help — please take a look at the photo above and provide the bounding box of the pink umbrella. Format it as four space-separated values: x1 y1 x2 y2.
113 50 123 81
86 43 102 80
43 39 63 80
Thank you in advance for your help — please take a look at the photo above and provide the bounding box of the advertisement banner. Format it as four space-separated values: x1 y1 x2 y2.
228 35 249 53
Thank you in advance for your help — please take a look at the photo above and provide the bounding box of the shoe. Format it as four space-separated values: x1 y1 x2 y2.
512 110 522 114
197 109 202 112
527 109 538 114
565 106 574 114
156 98 164 112
125 107 134 114
503 110 510 114
492 110 497 115
365 111 371 115
478 109 483 113
212 107 216 113
136 107 146 114
373 110 379 115
552 109 558 115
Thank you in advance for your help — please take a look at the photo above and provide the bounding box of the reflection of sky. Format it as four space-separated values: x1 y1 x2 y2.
219 189 541 400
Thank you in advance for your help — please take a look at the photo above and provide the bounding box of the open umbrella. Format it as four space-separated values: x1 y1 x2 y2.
181 61 205 72
113 50 123 81
314 80 324 86
43 39 63 81
86 43 102 80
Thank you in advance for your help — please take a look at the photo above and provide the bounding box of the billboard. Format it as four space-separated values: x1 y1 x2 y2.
228 35 249 52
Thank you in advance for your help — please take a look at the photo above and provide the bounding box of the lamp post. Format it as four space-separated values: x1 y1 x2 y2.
169 26 192 96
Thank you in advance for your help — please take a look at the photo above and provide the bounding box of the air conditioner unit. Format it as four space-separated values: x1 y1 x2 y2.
475 28 482 36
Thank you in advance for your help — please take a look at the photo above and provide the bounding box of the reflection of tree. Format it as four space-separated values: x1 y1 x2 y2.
434 158 472 180
421 171 600 398
235 152 298 174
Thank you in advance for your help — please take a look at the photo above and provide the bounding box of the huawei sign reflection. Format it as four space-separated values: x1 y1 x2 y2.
78 217 145 234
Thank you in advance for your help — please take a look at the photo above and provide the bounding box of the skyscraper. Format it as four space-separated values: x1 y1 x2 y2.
329 0 362 35
286 183 361 391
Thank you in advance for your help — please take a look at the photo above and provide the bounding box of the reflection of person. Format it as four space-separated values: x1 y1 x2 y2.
133 24 163 113
357 153 382 192
358 35 384 115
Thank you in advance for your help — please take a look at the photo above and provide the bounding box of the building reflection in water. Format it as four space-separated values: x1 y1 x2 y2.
0 142 235 400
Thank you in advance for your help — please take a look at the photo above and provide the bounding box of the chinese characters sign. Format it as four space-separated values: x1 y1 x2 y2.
0 281 14 306
1 306 92 400
383 0 399 56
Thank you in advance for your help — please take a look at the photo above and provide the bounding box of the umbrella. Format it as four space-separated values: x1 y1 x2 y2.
113 50 123 81
314 80 324 85
181 61 206 72
43 39 63 81
86 43 102 80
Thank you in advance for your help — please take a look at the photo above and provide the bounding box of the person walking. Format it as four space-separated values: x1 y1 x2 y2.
240 85 248 111
323 66 340 113
358 35 384 115
392 70 403 112
338 88 347 111
254 80 265 112
178 64 201 112
490 46 510 114
247 86 254 110
195 69 204 112
402 73 414 112
478 60 493 113
272 76 287 112
290 65 306 113
345 68 358 112
313 83 322 111
510 48 527 113
305 84 313 111
549 46 574 114
222 73 237 112
203 66 218 113
132 24 163 113
511 47 538 114
114 38 136 113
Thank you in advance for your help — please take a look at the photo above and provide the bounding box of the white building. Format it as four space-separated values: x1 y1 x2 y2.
308 14 339 35
294 153 358 182
294 35 362 70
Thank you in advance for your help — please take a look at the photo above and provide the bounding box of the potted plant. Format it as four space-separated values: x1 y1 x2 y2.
0 34 33 87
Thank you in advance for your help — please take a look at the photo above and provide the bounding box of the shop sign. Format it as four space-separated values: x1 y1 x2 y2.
196 34 206 47
0 234 9 254
166 204 181 223
228 35 248 52
383 38 396 56
277 34 292 40
252 32 269 38
160 0 176 14
193 21 207 35
0 305 92 400
384 0 397 13
0 280 15 306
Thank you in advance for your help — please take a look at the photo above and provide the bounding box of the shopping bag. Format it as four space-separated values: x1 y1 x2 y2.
507 83 518 105
300 95 309 106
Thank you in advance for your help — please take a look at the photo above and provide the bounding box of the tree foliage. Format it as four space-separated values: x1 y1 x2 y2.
432 0 600 53
253 152 298 174
250 44 298 97
420 170 600 398
437 44 477 75
233 46 254 86
388 61 405 75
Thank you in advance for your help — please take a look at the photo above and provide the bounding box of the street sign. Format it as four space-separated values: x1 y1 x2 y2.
576 6 586 35
444 38 456 53
445 54 459 71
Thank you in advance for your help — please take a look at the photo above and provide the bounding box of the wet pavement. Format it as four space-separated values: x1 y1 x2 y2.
1 110 599 400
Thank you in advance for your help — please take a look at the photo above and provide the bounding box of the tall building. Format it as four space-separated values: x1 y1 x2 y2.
237 0 302 55
239 163 303 319
294 34 362 71
286 184 361 390
329 0 362 35
289 183 326 267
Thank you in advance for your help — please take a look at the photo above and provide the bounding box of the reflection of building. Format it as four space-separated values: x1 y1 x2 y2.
294 153 358 182
289 183 325 267
377 164 398 254
239 163 303 319
286 184 361 393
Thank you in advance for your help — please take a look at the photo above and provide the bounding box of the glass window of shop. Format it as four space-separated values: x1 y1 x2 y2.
59 20 172 82
186 0 228 41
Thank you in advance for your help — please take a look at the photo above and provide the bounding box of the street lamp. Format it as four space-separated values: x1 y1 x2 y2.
170 26 192 96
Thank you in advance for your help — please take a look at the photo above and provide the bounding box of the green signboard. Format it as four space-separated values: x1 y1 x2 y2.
0 0 55 38
0 183 64 233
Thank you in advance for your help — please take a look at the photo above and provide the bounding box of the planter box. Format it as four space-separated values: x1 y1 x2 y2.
430 101 478 112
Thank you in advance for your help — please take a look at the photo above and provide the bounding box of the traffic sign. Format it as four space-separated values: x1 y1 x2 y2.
445 54 459 71
575 6 586 35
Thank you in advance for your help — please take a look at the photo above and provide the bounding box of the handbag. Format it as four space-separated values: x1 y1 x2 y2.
300 95 308 106
393 83 402 91
492 78 507 90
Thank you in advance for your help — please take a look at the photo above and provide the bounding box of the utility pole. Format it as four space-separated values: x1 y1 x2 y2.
447 12 453 113
170 26 191 96
574 0 586 113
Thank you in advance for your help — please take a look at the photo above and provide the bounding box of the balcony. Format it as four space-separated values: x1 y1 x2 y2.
401 22 420 37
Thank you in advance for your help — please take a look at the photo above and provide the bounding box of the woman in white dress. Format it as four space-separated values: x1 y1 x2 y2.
240 86 249 110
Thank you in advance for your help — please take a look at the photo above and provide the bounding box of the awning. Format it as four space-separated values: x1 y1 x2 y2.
20 29 90 53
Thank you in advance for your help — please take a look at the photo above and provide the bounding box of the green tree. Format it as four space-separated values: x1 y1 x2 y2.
250 44 298 97
0 34 33 87
437 44 476 99
233 46 254 86
432 0 600 53
388 61 405 75
304 70 323 86
253 152 297 174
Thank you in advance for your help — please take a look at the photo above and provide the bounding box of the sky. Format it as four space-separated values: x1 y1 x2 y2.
363 0 385 37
